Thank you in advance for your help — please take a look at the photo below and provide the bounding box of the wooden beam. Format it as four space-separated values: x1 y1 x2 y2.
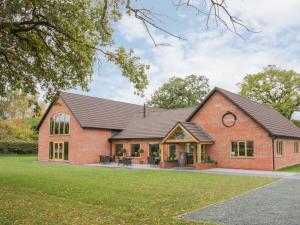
197 143 201 163
160 143 164 162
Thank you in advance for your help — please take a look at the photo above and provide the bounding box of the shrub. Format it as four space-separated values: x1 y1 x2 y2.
0 141 38 154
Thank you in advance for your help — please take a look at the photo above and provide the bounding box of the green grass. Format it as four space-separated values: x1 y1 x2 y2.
0 155 276 225
278 164 300 172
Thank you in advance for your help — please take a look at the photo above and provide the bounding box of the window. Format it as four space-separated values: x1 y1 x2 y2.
115 144 124 156
169 144 176 160
49 142 69 160
231 141 254 157
276 140 283 156
131 144 140 157
50 113 70 135
168 126 191 140
49 142 53 159
149 144 159 157
294 142 299 153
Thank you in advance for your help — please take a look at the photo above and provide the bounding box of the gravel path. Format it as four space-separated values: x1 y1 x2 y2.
183 179 300 225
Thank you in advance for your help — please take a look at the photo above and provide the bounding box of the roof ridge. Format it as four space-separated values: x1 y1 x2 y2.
60 91 162 110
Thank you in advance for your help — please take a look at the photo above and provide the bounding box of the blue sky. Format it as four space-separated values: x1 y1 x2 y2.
70 0 300 118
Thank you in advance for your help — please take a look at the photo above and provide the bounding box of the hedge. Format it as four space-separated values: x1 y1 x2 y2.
0 141 38 154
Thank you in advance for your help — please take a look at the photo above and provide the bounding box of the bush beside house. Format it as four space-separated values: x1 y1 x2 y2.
0 141 38 154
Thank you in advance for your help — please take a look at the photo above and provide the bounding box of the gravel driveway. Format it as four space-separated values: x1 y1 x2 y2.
183 179 300 225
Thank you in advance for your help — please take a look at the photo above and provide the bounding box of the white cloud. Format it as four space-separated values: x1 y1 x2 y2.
82 0 300 110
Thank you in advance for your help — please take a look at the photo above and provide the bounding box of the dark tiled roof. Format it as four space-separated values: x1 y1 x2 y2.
37 92 165 130
180 122 214 142
110 108 196 139
188 87 300 139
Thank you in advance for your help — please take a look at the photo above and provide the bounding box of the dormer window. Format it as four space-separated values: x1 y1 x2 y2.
50 113 70 135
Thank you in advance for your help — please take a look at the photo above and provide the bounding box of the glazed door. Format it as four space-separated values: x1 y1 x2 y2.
54 142 64 160
185 144 196 166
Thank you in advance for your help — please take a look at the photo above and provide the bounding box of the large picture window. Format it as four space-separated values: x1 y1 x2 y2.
149 144 159 157
49 141 69 160
231 141 254 157
131 144 140 157
50 114 70 135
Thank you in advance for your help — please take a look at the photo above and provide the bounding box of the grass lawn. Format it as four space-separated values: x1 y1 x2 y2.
278 164 300 172
0 155 276 225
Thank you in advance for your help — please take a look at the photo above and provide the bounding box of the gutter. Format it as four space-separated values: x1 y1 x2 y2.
271 136 276 171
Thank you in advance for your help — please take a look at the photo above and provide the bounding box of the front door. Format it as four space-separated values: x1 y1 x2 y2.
185 143 196 166
54 142 64 160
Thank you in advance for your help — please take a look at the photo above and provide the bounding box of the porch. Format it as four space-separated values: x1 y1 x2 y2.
159 122 215 169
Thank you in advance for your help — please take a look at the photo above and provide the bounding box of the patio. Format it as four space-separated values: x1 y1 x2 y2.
83 162 161 170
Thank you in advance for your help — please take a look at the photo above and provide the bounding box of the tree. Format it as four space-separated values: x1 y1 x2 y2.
0 90 44 120
0 0 253 100
148 74 210 109
239 65 300 119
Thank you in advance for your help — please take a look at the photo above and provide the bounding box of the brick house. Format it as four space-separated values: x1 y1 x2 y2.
37 87 300 170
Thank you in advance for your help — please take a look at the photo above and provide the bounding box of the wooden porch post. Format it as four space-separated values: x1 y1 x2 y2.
160 143 164 162
197 143 202 163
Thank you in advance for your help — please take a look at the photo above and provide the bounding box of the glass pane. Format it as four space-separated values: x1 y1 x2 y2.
59 115 64 134
54 143 58 159
64 142 69 160
131 144 140 157
55 116 59 134
50 117 54 134
247 141 254 157
149 144 159 157
169 127 191 140
231 142 238 157
239 142 246 156
59 143 63 159
49 142 53 159
65 115 69 134
169 144 176 160
116 144 123 156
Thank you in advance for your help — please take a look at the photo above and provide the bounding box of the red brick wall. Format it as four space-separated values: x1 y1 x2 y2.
274 138 300 169
111 139 162 164
190 92 274 170
38 97 111 163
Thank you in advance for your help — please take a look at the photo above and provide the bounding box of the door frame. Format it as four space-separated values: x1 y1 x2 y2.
53 141 64 161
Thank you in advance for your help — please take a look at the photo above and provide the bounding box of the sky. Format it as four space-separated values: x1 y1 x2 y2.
70 0 300 117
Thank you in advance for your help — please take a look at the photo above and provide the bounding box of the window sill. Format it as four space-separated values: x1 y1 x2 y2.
49 134 71 137
230 156 255 159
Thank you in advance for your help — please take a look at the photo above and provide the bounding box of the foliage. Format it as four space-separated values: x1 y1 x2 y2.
0 118 40 141
165 159 178 163
0 155 275 224
292 120 300 127
0 0 149 100
0 89 44 120
202 156 217 164
120 147 126 155
0 0 253 100
148 74 210 109
0 141 37 154
138 148 144 154
239 65 300 119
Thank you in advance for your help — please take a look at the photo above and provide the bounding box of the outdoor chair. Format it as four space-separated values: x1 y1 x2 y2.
99 155 111 164
123 157 132 166
117 156 124 166
148 157 157 167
